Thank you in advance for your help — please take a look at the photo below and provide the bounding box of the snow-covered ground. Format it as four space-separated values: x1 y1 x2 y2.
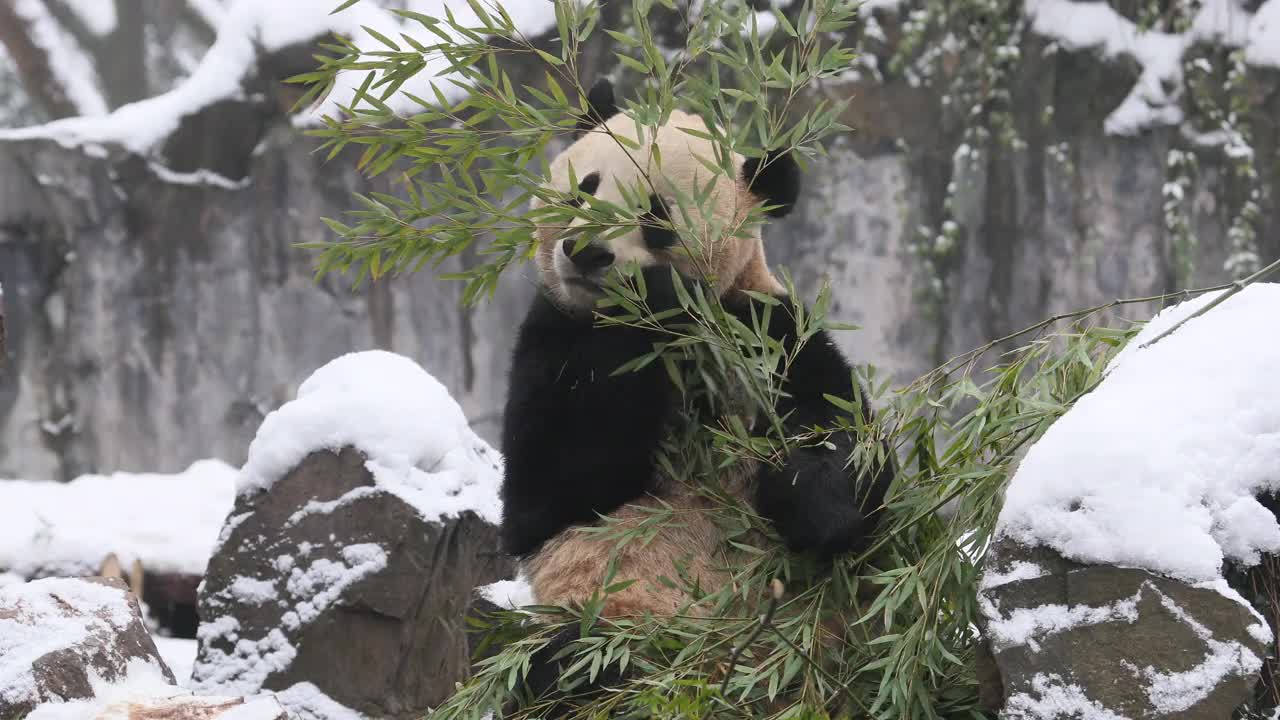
995 282 1280 583
153 636 197 687
0 460 237 578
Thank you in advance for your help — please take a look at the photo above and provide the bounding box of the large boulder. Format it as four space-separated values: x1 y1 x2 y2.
0 576 174 718
192 351 514 718
978 540 1270 718
194 446 512 716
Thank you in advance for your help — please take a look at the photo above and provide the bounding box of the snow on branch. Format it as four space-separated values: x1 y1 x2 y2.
3 0 108 117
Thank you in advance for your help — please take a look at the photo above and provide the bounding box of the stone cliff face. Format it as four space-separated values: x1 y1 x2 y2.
1 9 1277 480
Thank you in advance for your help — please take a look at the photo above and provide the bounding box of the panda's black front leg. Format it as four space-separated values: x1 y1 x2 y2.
750 307 894 559
499 265 693 560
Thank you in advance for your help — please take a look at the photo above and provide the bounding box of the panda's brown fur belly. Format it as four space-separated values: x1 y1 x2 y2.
524 456 760 619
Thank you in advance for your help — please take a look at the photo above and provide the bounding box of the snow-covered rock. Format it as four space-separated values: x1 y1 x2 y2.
979 284 1280 718
192 351 514 717
0 576 175 717
977 543 1269 719
995 283 1280 584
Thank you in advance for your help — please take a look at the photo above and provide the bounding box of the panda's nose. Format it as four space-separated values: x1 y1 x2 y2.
562 239 614 272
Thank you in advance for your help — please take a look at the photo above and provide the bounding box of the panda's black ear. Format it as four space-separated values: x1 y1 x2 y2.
575 78 619 133
742 149 801 218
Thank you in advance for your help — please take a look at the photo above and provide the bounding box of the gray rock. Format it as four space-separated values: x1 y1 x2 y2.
192 446 515 718
978 539 1269 719
0 576 175 719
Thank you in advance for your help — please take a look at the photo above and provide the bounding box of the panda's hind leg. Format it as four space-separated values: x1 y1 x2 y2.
514 625 629 719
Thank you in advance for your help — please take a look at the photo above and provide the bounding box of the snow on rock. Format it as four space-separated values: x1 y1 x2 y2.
0 459 237 578
0 577 175 716
0 0 558 155
1024 0 1277 135
272 682 364 720
478 578 535 609
238 350 502 525
1003 673 1129 720
995 283 1280 584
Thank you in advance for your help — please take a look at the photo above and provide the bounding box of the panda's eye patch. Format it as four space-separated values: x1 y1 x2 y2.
641 194 676 249
564 172 600 208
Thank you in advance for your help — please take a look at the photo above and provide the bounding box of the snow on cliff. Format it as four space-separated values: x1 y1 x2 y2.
0 0 558 156
1024 0 1280 135
995 282 1280 583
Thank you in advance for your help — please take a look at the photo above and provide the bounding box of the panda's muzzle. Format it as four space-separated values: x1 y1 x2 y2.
562 238 614 273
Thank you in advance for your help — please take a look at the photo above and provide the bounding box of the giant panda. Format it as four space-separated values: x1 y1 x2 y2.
498 78 894 712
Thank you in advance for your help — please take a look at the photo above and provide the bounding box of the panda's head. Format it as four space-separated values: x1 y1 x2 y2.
531 79 801 313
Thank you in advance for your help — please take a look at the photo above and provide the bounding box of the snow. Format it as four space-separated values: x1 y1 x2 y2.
0 0 558 157
239 350 502 525
281 544 388 630
191 617 297 697
10 0 108 117
1003 673 1128 720
1024 0 1274 135
995 283 1280 584
25 656 287 720
1247 0 1280 67
478 577 535 609
192 541 386 695
0 578 146 709
272 682 363 720
153 636 198 687
227 577 278 605
0 459 237 577
982 587 1140 652
1136 585 1262 713
979 560 1045 590
62 0 117 36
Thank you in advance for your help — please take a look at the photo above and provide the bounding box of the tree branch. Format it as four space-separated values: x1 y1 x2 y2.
0 0 78 119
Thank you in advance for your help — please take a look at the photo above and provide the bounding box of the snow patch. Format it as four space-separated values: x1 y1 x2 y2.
273 681 363 720
238 350 502 525
995 284 1280 584
281 544 387 630
0 459 237 577
1136 586 1263 713
227 577 277 606
11 0 108 116
191 617 296 697
1003 673 1127 720
0 0 558 156
153 636 198 687
1024 0 1274 135
982 587 1141 652
62 0 118 36
478 578 535 609
979 561 1046 590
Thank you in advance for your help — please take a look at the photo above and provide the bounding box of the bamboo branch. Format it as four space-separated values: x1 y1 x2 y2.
1138 255 1280 350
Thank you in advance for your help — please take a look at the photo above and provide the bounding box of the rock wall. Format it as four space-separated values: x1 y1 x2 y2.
1 11 1277 480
